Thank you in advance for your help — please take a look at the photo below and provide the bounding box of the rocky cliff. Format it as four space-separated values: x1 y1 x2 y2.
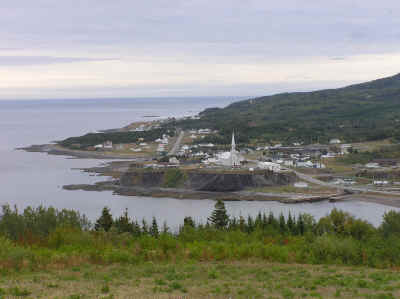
120 168 296 192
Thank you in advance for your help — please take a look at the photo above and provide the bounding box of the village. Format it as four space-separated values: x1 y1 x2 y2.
81 116 400 196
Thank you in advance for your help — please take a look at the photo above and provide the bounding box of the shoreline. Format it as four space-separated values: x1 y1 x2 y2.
19 141 400 209
62 182 338 203
18 144 151 160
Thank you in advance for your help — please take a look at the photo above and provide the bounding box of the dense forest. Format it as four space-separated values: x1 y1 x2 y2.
177 73 400 144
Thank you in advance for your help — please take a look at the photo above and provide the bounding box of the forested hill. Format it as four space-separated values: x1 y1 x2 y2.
178 73 400 144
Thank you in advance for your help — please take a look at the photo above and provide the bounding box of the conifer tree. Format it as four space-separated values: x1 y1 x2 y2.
142 219 149 234
268 211 278 229
161 221 169 234
208 200 229 229
262 213 268 230
150 217 159 238
133 220 141 236
287 212 295 234
239 216 246 232
247 215 254 233
255 212 262 228
297 214 305 235
94 207 113 232
114 208 133 233
229 217 238 230
183 216 195 228
279 213 287 233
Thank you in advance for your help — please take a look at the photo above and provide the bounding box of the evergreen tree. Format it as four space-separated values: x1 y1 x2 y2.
297 214 305 235
262 213 268 230
279 213 287 233
208 200 229 229
94 207 113 232
132 220 141 236
247 215 254 233
255 212 262 228
183 216 195 228
287 212 295 234
268 211 278 229
239 216 246 232
229 217 238 230
161 221 169 234
142 219 149 234
150 217 159 238
114 208 133 233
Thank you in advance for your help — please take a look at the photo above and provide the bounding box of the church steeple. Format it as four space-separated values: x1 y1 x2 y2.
230 130 240 167
231 131 236 152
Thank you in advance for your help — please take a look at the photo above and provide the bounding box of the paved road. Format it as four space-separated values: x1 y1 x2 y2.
168 129 184 156
292 169 400 196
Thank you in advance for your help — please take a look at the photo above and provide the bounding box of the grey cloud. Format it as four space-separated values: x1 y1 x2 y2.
2 1 400 57
0 1 399 99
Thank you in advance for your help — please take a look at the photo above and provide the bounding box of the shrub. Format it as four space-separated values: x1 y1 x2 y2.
163 168 185 188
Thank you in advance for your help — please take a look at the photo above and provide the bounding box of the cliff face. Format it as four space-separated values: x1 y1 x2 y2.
120 171 165 188
120 169 296 192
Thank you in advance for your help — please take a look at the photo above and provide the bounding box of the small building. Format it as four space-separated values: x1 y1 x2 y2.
373 180 389 185
365 162 380 169
372 159 398 167
114 144 125 150
329 138 341 144
103 141 113 149
257 161 281 172
169 157 180 165
294 182 309 188
340 144 352 154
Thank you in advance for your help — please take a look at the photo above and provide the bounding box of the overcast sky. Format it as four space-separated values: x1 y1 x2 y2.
1 0 400 100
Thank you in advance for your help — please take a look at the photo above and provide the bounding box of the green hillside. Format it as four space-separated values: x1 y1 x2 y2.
178 73 400 144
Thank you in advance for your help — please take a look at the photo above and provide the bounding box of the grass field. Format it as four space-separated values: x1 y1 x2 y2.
1 261 400 298
322 159 354 174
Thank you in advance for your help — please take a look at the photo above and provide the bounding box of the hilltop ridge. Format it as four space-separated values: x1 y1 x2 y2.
178 73 400 144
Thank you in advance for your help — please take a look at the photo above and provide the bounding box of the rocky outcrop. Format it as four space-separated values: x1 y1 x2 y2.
120 169 296 192
120 170 165 188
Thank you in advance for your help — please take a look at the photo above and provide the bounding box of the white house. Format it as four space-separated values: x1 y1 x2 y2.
329 138 342 144
340 144 352 154
257 161 281 172
169 157 180 165
365 163 380 169
103 141 113 149
294 182 309 188
373 180 389 185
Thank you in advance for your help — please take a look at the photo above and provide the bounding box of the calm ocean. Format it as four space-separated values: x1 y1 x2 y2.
0 97 397 228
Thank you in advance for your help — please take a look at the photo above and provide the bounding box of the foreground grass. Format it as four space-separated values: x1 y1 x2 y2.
1 261 400 298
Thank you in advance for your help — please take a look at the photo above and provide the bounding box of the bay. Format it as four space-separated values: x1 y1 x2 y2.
0 97 398 229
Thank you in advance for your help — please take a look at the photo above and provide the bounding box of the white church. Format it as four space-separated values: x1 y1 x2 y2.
205 131 244 167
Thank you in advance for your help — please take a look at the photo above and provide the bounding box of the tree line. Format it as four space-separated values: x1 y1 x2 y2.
2 201 400 269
